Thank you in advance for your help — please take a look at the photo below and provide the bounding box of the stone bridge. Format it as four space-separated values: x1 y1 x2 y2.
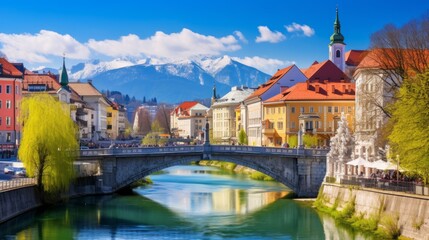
78 145 328 197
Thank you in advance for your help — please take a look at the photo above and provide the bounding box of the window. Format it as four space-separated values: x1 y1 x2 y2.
336 50 341 58
328 106 332 113
348 106 352 113
6 116 11 126
291 107 295 113
309 107 314 113
6 100 11 109
0 117 2 125
334 106 339 113
319 106 323 113
0 85 2 93
277 122 283 130
300 107 304 113
341 107 345 113
291 121 296 129
0 100 2 109
6 85 11 94
6 133 11 142
15 85 19 95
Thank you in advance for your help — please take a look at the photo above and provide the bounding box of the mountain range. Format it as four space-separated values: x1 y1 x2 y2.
38 56 271 103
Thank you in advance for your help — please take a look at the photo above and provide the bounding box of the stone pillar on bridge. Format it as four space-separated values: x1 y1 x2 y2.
203 116 210 146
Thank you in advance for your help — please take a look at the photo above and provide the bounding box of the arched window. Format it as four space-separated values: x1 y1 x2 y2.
336 50 341 58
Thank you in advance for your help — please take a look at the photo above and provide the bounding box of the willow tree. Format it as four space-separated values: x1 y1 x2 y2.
389 71 429 183
18 93 78 195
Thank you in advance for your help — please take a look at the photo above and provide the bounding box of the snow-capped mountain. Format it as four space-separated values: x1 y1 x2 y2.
69 56 271 103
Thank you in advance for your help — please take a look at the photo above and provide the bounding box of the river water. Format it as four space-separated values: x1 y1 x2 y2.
0 165 371 239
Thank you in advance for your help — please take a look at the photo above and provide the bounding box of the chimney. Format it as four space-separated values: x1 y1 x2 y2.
87 79 93 85
347 84 351 93
306 80 310 90
342 85 346 93
324 79 329 84
315 84 320 93
331 85 335 93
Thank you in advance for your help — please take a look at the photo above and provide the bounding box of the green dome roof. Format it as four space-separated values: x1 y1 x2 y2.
329 8 345 45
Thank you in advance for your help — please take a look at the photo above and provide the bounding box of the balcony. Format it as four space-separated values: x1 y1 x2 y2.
262 128 275 135
262 120 275 135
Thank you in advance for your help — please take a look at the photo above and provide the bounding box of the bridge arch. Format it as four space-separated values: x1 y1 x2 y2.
80 145 326 197
108 156 300 195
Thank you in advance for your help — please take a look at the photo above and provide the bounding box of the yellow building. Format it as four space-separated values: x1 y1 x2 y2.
262 60 355 147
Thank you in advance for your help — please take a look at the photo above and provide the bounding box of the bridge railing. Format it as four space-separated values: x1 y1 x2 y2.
210 145 329 157
80 145 204 157
79 145 328 158
0 178 36 192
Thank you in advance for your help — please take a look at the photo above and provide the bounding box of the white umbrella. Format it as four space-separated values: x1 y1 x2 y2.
346 157 368 166
370 160 389 170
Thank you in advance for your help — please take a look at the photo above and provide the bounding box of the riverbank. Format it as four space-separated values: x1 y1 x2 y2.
197 160 275 181
315 183 429 240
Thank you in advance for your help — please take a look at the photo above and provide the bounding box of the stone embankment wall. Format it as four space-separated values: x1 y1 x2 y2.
320 183 429 240
0 186 41 224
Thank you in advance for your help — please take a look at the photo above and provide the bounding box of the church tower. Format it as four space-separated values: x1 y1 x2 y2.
57 55 71 103
329 8 346 72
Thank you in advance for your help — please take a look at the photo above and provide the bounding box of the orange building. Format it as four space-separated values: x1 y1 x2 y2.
262 60 355 147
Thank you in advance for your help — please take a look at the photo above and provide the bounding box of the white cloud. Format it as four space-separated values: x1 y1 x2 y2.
87 28 241 59
234 31 248 43
232 56 294 74
255 26 286 43
0 30 90 63
285 23 315 37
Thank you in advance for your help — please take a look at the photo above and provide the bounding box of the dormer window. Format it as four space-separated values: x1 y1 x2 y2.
336 50 341 58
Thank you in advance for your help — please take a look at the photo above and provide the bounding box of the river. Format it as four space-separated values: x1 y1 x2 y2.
0 165 371 239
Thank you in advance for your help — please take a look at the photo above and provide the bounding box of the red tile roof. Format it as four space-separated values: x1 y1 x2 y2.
265 81 355 103
23 73 61 93
0 58 23 77
357 48 429 74
246 65 295 100
345 50 368 66
303 60 350 82
172 101 199 116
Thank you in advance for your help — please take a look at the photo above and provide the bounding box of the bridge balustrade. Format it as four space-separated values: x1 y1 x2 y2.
79 145 329 158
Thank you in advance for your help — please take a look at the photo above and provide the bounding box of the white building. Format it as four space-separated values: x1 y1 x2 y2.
241 65 307 146
170 101 209 139
69 80 110 140
211 86 254 144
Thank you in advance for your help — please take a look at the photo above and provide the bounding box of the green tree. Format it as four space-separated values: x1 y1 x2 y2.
18 94 78 196
303 134 319 148
288 135 298 148
238 129 248 145
389 71 429 183
141 120 167 146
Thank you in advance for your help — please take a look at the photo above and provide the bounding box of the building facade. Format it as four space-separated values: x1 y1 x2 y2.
170 101 208 139
241 65 307 146
211 86 253 144
0 58 23 153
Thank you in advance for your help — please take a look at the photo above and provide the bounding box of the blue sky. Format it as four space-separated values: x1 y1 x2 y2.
0 0 428 74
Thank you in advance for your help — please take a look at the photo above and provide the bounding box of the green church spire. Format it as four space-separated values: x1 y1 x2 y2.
60 55 69 87
329 8 345 45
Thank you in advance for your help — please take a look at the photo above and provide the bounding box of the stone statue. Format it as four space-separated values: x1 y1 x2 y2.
326 113 354 181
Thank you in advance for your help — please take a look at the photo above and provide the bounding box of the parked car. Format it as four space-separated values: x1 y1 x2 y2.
80 146 89 150
14 168 26 177
3 166 15 174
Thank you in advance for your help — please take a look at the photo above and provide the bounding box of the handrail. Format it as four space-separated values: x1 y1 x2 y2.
0 178 36 192
79 145 329 158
